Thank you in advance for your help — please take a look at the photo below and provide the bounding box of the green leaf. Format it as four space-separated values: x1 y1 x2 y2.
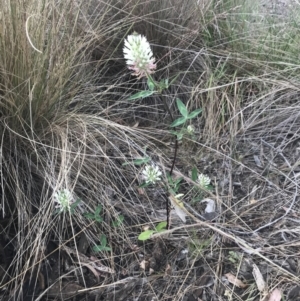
170 116 187 127
176 98 188 118
127 90 155 101
92 245 111 252
84 205 103 222
166 172 172 181
170 130 183 140
158 79 167 90
155 221 167 232
103 246 112 251
100 234 107 246
147 79 155 91
92 234 111 252
172 177 183 193
174 177 183 186
191 167 198 182
138 230 154 241
132 157 150 165
84 213 95 219
170 130 178 136
95 216 103 222
95 205 102 216
53 208 61 215
206 185 214 191
167 174 182 194
92 245 104 252
176 133 183 140
187 108 202 119
70 199 81 214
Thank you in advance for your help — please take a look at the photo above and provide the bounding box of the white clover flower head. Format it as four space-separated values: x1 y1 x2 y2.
142 164 162 184
53 189 74 212
198 174 211 188
123 32 156 78
187 125 195 134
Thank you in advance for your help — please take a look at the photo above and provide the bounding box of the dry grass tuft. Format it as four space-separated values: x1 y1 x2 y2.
1 0 300 300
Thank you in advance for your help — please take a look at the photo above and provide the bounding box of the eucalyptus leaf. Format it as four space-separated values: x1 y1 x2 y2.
127 90 155 101
176 98 188 118
169 195 187 223
201 198 216 213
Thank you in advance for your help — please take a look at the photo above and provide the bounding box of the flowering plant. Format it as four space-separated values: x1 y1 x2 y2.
123 32 171 100
123 32 203 235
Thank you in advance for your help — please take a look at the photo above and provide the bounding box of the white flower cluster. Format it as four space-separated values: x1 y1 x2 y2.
198 174 211 188
142 164 162 184
123 32 156 78
186 125 195 134
53 189 74 212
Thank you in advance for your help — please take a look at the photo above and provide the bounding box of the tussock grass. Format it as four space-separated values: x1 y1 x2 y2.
1 0 300 300
0 0 171 298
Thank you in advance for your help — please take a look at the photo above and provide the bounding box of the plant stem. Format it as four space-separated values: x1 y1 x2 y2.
147 75 179 230
161 95 179 230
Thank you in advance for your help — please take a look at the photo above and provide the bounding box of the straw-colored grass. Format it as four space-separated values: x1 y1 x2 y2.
1 0 300 300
